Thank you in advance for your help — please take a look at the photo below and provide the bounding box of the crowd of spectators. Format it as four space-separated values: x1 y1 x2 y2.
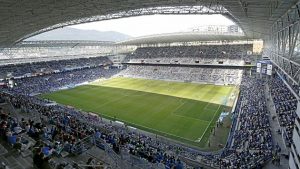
0 56 111 80
125 45 257 66
120 65 243 85
269 75 297 146
233 77 272 150
7 67 119 95
218 76 273 168
0 56 119 96
0 93 109 168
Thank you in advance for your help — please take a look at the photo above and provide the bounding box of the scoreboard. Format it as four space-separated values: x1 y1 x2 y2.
257 60 272 75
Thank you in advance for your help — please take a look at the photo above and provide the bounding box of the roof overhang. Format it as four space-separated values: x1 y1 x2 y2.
117 32 247 45
0 0 298 48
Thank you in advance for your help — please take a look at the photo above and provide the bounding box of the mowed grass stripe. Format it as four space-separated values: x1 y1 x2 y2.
94 77 233 105
42 77 233 148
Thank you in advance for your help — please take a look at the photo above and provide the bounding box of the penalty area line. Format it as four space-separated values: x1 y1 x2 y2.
197 104 221 143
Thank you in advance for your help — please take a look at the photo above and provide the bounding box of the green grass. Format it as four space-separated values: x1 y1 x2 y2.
41 77 236 148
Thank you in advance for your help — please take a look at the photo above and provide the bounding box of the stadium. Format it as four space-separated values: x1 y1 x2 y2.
0 1 300 169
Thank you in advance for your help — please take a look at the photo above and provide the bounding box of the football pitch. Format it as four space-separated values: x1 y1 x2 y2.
41 77 237 148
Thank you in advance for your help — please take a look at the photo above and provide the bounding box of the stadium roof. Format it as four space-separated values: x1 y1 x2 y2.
117 32 246 45
19 40 115 47
0 0 298 48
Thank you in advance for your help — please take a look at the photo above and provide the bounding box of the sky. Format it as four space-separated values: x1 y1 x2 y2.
71 14 235 37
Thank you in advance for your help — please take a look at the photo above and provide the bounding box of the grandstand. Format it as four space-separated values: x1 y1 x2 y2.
0 41 118 65
124 44 256 66
1 1 300 169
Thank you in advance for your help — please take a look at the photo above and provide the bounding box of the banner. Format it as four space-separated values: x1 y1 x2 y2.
257 63 262 68
266 64 272 75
